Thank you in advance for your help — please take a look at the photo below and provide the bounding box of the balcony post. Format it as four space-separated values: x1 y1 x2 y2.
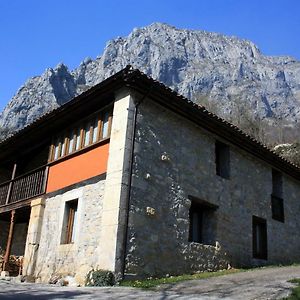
42 166 49 193
3 209 16 272
5 163 17 205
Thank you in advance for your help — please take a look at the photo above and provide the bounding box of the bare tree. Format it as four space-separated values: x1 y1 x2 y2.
194 93 222 116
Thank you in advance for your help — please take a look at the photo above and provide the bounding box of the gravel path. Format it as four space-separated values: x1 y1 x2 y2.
0 265 299 299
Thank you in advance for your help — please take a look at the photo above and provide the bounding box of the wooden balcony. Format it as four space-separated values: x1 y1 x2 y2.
0 166 48 207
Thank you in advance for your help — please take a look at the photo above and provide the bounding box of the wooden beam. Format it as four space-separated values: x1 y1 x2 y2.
5 163 17 205
0 198 32 214
3 209 16 272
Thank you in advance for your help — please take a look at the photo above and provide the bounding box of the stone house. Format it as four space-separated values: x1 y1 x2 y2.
0 66 300 285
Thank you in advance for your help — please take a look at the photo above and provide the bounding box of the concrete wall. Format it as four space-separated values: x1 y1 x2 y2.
34 179 105 285
125 99 300 278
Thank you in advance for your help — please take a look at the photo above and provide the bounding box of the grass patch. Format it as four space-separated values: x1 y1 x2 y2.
283 279 300 300
120 269 241 289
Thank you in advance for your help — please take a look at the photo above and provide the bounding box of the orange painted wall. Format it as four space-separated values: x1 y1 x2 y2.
46 142 109 193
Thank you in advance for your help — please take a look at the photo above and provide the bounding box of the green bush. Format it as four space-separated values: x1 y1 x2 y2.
284 279 300 300
85 269 115 287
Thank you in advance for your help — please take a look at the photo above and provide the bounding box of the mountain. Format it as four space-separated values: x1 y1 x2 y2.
1 22 300 141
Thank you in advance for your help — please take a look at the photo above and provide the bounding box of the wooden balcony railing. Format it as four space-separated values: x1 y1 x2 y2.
0 166 48 207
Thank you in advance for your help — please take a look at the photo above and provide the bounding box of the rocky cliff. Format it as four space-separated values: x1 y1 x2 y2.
1 22 300 139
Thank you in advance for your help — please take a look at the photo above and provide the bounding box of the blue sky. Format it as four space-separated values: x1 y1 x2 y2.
0 0 299 110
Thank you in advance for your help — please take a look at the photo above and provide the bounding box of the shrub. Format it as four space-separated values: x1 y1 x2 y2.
85 269 115 287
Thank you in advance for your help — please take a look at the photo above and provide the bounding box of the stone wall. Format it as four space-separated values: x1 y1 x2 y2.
0 221 8 253
11 223 28 256
125 99 300 278
0 221 9 252
34 179 105 285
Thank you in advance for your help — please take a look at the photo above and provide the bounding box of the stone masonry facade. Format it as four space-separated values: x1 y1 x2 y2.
33 179 105 285
4 71 300 284
21 89 136 285
124 98 300 278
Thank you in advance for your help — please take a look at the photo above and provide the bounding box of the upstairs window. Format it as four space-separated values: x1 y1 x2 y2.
53 140 61 160
271 170 284 222
215 141 230 179
252 216 268 260
83 121 92 147
91 117 100 143
67 130 75 155
61 199 78 244
75 128 82 151
102 111 110 138
188 196 218 245
49 107 112 162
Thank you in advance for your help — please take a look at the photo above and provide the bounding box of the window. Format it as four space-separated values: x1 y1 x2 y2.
91 117 99 143
252 216 268 260
215 141 230 179
61 138 67 157
67 130 75 155
101 111 110 138
53 140 61 160
271 196 284 222
188 196 218 245
49 107 113 162
271 170 284 222
61 199 78 244
189 202 203 243
53 136 65 160
75 128 82 151
83 121 92 147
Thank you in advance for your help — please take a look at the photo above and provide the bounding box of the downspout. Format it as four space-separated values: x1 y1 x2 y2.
121 85 153 280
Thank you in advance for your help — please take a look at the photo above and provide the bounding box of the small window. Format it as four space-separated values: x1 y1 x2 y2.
61 199 78 244
188 196 218 245
189 203 203 243
101 111 110 138
271 170 284 222
53 137 64 160
75 128 81 151
67 130 75 154
271 196 284 222
215 141 230 179
53 141 60 160
92 117 99 143
83 122 92 147
61 138 67 157
253 216 268 260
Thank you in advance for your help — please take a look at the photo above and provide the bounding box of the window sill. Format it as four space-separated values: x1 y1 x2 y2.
216 174 230 180
58 243 76 252
253 256 268 261
189 241 218 249
272 217 285 223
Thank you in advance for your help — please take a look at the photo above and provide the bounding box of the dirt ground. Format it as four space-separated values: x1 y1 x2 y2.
0 265 299 299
